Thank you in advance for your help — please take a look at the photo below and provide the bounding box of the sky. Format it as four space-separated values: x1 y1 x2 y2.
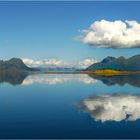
0 1 140 66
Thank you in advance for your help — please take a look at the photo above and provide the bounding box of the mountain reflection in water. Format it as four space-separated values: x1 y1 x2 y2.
89 74 140 87
0 72 140 87
79 94 140 122
0 72 97 85
0 71 28 85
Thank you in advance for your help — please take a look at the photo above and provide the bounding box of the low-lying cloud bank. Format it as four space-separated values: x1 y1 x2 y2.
78 59 97 68
22 58 68 67
80 94 140 122
77 19 140 48
22 58 97 69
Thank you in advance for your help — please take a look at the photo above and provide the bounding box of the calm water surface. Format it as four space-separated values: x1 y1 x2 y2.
0 73 140 138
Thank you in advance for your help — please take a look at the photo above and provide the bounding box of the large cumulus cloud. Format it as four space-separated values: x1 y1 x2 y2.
77 19 140 48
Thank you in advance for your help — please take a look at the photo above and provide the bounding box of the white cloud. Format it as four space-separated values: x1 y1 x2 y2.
78 59 97 68
22 58 68 67
22 58 97 69
80 94 140 122
77 19 140 48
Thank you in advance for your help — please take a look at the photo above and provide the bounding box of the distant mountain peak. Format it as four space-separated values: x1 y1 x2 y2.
118 56 125 60
101 56 116 64
9 57 22 61
8 58 25 64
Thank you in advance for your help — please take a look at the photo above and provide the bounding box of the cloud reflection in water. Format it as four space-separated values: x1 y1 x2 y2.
22 74 98 85
79 94 140 122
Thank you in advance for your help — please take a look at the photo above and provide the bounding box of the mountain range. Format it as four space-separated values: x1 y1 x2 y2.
86 55 140 71
0 55 140 73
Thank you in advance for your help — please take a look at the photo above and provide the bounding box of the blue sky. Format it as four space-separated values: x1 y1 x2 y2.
0 1 140 64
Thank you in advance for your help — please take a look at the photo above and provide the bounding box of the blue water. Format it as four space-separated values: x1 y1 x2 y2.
0 74 140 138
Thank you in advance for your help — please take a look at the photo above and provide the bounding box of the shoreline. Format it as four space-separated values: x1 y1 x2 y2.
30 70 140 76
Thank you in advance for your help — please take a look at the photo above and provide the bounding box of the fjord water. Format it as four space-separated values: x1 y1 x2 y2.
0 74 140 138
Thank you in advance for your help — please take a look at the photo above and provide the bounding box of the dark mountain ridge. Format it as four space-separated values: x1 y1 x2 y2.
0 58 38 72
86 55 140 71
